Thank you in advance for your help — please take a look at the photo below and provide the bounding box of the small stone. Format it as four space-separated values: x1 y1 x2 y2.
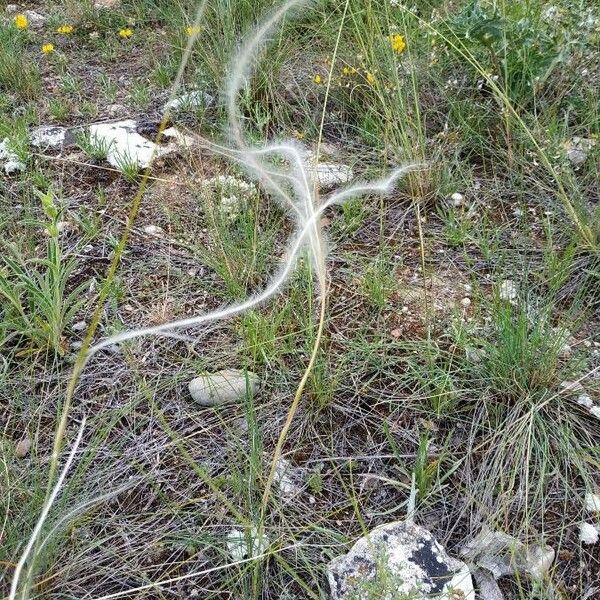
499 279 517 302
23 10 46 28
565 137 596 166
461 297 471 307
451 192 464 207
143 225 164 236
577 394 594 408
0 138 25 175
589 406 600 420
162 127 197 148
328 521 475 600
584 492 600 513
163 90 213 114
226 526 268 561
5 5 19 14
30 126 68 150
15 437 32 458
94 0 121 8
72 320 87 332
310 162 354 189
106 104 127 117
390 328 402 338
188 369 259 407
579 522 599 545
274 457 301 501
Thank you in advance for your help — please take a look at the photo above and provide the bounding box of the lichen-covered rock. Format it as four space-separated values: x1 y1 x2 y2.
310 162 354 189
461 527 554 581
298 147 354 190
188 369 259 407
274 457 302 501
327 521 474 600
0 138 25 175
30 126 70 150
565 136 596 166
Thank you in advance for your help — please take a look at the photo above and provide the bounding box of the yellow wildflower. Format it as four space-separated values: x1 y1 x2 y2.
118 28 133 39
15 14 28 29
56 24 74 34
366 72 376 86
41 43 55 55
313 74 322 84
342 66 351 76
390 33 406 54
185 25 201 36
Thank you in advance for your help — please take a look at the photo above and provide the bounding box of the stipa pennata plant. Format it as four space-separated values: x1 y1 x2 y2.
9 1 423 598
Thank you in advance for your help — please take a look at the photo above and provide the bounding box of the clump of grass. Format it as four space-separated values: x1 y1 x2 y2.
0 27 41 100
75 129 112 161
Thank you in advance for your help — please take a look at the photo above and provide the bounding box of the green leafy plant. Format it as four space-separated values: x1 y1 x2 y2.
0 190 89 356
444 0 566 105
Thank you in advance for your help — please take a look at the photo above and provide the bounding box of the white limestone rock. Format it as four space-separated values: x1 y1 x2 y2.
143 225 164 236
0 138 25 175
163 90 213 114
299 147 354 190
162 127 197 148
451 192 465 207
327 521 474 600
88 120 157 170
226 526 269 561
577 394 594 408
30 126 68 150
188 369 259 407
461 528 554 582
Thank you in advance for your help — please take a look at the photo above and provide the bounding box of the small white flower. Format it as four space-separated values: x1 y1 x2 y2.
579 522 599 545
